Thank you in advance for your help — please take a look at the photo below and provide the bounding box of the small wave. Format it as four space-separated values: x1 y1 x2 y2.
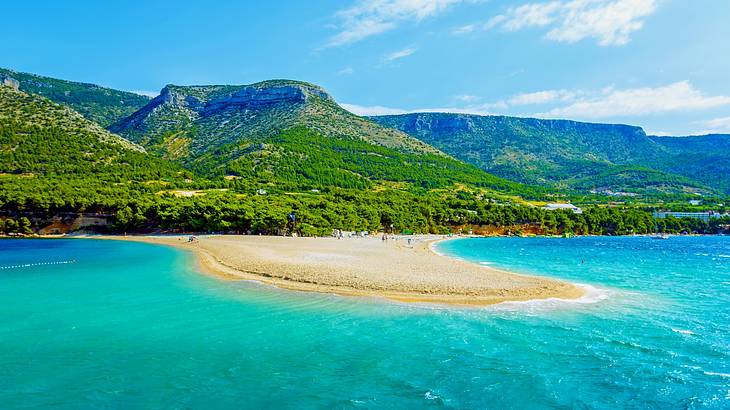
718 254 730 258
490 284 610 311
428 242 446 257
479 261 493 265
575 284 612 304
704 371 730 378
671 328 695 335
424 391 443 402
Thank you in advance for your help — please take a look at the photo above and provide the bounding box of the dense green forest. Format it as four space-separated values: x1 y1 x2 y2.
372 113 730 196
1 74 728 237
191 127 547 195
3 182 728 236
649 134 730 194
0 67 150 127
0 86 190 184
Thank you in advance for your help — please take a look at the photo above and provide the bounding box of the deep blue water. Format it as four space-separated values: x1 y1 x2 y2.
0 236 728 409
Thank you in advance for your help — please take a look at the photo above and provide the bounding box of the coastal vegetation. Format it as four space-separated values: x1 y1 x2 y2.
1 71 728 237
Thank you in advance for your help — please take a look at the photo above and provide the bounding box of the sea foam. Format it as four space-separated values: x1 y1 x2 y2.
703 371 730 378
489 284 611 312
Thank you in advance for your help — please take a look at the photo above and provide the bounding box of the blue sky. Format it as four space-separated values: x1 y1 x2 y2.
2 0 729 135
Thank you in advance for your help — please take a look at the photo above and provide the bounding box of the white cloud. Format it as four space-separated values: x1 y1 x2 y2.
498 2 560 30
341 103 409 116
384 47 417 61
540 81 730 118
342 81 730 123
698 116 730 133
645 130 673 136
507 89 577 105
338 67 355 75
488 0 657 46
341 102 494 116
478 89 578 110
325 0 465 47
454 94 480 102
130 90 159 97
452 23 476 34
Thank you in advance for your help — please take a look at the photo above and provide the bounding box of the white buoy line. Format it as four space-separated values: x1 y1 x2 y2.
0 260 77 270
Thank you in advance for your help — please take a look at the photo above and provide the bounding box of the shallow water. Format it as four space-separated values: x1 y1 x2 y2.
1 237 728 409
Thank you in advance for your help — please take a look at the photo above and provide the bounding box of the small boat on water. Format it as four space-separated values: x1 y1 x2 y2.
651 234 670 240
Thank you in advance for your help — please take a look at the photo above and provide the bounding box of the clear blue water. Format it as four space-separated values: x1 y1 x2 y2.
1 237 728 409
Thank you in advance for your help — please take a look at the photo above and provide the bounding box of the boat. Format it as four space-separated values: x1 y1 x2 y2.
651 234 670 240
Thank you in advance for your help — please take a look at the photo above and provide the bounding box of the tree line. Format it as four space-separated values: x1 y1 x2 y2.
3 186 728 236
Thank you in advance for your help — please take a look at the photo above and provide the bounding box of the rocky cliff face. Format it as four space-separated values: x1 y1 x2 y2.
381 112 646 140
157 81 331 111
151 82 331 115
109 79 439 161
112 81 333 134
0 74 20 91
372 112 723 195
205 84 325 113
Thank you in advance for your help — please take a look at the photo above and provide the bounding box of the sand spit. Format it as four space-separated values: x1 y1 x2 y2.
98 235 584 306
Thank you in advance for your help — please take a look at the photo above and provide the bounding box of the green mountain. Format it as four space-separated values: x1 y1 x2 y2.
0 84 190 210
648 134 730 194
110 81 437 156
2 70 724 236
109 81 533 195
372 113 729 196
0 80 571 236
0 67 150 127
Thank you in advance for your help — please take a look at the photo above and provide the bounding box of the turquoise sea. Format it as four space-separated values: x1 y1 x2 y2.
1 237 729 409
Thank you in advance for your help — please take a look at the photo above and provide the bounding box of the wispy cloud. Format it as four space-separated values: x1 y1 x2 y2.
507 89 578 105
454 94 480 102
452 23 476 34
337 67 355 75
343 82 730 122
383 47 417 62
645 130 673 136
324 0 465 48
130 90 159 97
538 82 730 118
482 0 657 46
340 103 409 116
698 116 730 134
341 103 494 116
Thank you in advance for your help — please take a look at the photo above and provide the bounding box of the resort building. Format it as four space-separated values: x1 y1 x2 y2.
543 203 583 214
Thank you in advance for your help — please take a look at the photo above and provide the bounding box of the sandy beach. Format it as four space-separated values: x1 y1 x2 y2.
100 235 584 306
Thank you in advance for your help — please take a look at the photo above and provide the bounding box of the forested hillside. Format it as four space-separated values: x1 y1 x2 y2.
108 80 543 196
373 113 729 196
0 67 150 127
110 80 438 159
1 70 727 237
0 85 193 212
648 134 730 194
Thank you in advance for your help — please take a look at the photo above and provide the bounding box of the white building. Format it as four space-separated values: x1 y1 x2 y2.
543 203 583 214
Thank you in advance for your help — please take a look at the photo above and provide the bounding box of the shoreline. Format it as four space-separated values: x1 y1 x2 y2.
88 234 585 306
